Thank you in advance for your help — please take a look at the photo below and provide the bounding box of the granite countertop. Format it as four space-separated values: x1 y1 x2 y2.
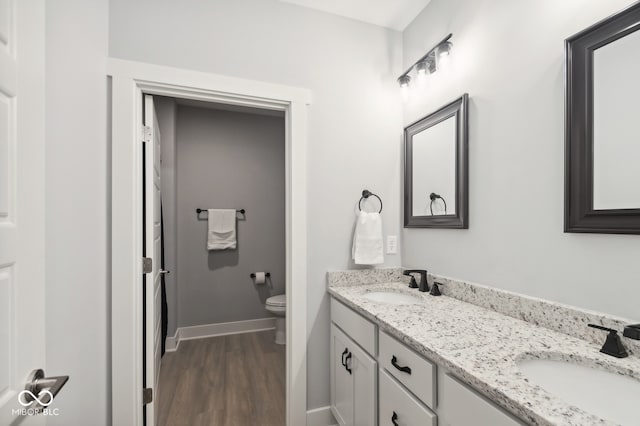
327 281 640 426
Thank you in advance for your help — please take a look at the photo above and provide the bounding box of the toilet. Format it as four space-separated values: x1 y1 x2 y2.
265 294 286 345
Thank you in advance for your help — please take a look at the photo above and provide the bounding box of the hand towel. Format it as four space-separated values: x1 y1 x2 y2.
352 211 384 265
207 209 237 250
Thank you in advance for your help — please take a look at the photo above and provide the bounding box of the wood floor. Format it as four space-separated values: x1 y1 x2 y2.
157 330 286 426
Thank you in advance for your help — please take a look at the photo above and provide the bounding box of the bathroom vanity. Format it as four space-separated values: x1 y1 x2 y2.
330 298 523 426
327 269 640 426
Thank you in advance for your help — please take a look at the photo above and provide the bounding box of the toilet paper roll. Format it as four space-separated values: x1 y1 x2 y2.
254 272 266 285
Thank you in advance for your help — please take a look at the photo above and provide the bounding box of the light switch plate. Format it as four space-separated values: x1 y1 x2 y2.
386 235 397 254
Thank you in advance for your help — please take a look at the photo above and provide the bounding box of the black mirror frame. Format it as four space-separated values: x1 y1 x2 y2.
565 2 640 234
404 93 469 229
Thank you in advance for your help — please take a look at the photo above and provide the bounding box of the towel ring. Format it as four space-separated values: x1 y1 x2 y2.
429 193 447 215
359 189 383 213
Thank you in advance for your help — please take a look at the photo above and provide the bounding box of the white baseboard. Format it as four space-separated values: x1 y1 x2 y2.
164 331 179 352
307 406 337 426
165 317 276 351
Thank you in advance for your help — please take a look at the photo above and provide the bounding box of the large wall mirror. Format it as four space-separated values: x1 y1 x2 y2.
565 2 640 234
404 94 468 228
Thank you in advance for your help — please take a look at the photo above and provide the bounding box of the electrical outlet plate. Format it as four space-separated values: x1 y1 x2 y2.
386 235 397 254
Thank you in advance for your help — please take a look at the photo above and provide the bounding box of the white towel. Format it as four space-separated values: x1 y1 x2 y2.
207 209 237 250
352 211 384 265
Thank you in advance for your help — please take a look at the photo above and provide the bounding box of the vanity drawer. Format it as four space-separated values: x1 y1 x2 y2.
439 373 525 426
379 331 436 408
331 298 376 356
380 368 437 426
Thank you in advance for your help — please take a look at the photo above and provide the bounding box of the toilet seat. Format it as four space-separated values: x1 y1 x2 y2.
266 294 286 307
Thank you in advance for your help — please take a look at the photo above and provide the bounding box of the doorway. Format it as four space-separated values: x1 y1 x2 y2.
147 95 287 425
109 59 310 426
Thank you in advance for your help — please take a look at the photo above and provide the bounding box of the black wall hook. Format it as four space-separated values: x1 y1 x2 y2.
359 189 383 213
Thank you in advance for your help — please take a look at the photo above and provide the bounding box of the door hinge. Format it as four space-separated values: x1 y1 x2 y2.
143 388 153 405
142 257 152 274
141 125 152 143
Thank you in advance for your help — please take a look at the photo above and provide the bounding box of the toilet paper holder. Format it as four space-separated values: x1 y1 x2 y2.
250 272 271 278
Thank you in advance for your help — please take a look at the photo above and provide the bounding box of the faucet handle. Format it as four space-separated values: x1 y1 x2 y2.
407 276 418 288
623 324 640 340
429 282 442 296
588 324 628 358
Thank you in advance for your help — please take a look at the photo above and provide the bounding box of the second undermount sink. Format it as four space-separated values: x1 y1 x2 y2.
363 291 422 305
517 357 640 425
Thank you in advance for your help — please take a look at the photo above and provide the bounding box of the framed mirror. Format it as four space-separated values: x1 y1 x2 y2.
404 94 468 228
565 2 640 234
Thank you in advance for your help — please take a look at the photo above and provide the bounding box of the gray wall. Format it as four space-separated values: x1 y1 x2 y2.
402 0 640 321
45 0 110 424
176 105 286 327
109 0 403 409
155 97 179 337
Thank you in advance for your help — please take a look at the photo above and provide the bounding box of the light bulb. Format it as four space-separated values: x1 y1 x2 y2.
416 61 428 76
436 42 452 69
437 41 452 59
397 74 411 88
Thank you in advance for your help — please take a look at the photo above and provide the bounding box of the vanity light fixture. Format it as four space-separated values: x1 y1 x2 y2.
397 34 453 89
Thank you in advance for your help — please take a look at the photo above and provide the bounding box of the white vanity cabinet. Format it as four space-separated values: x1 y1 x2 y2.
330 300 378 426
330 296 529 426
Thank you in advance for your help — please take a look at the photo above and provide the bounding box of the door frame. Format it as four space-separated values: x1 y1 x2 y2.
108 58 311 426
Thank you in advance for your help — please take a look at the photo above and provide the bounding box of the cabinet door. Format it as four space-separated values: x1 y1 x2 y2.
351 337 377 426
331 324 354 425
331 324 378 426
439 373 525 426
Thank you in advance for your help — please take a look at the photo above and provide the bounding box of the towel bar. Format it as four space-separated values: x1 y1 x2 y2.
196 208 245 215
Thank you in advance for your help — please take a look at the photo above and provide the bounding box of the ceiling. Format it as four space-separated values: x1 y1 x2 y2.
279 0 432 31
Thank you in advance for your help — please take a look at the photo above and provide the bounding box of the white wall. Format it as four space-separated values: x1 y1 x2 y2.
45 0 110 424
176 105 286 328
402 0 640 321
109 0 403 409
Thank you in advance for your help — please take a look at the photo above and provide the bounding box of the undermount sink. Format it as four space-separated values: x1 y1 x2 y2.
517 357 640 425
363 291 421 305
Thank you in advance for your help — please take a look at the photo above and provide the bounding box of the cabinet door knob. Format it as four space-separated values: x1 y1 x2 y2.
391 355 412 374
391 411 399 426
341 348 348 367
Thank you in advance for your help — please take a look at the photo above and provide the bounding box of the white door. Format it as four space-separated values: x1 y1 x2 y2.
0 0 48 424
143 94 162 425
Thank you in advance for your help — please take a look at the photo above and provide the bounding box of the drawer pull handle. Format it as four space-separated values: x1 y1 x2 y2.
391 355 412 374
391 411 399 425
341 348 348 368
345 352 352 374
